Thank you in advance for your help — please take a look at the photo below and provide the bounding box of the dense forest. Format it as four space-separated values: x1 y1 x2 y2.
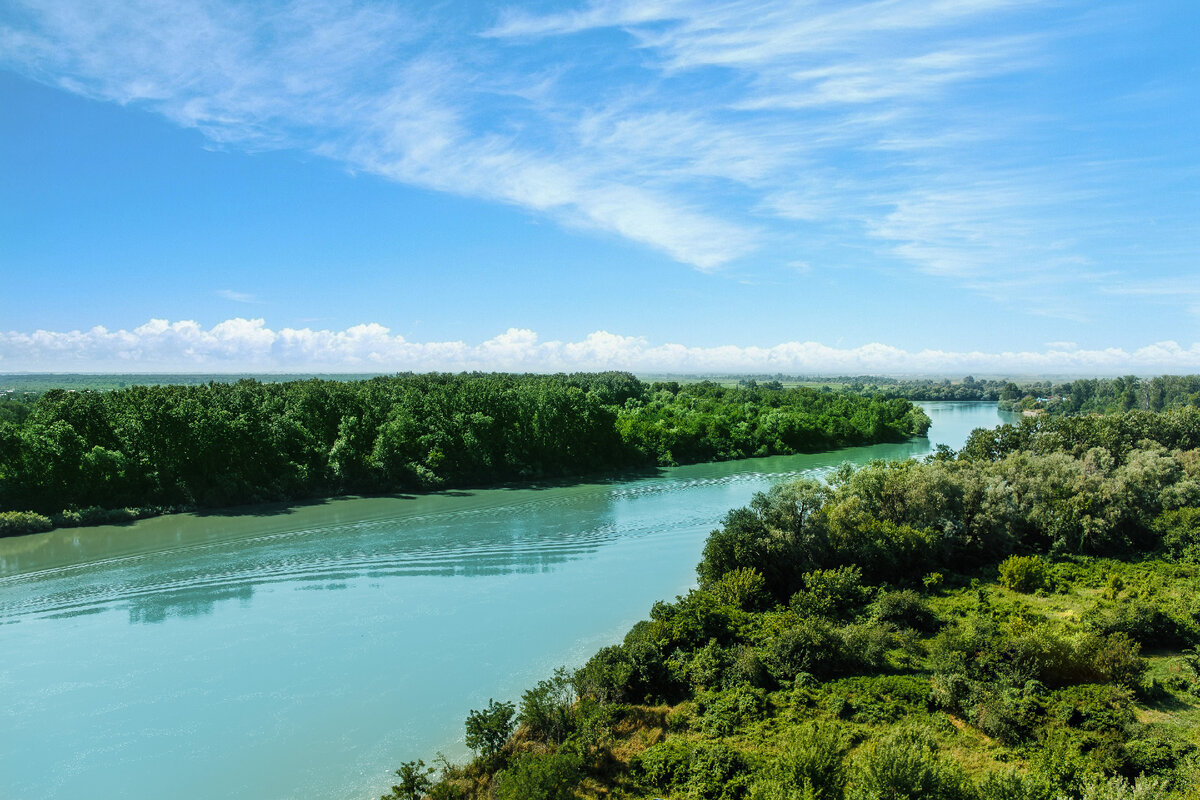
0 373 929 536
999 376 1200 416
399 407 1200 800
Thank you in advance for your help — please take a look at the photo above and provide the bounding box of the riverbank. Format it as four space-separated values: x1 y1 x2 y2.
0 402 1001 800
1 374 930 538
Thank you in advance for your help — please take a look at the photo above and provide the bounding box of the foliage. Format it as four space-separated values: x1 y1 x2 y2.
518 668 576 744
397 404 1200 800
749 722 849 800
381 760 434 800
845 729 971 800
0 374 928 532
634 739 752 800
493 751 583 800
998 556 1050 593
0 510 53 536
463 699 515 760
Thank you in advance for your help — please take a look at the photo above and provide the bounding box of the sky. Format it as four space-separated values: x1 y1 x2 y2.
1 0 1198 375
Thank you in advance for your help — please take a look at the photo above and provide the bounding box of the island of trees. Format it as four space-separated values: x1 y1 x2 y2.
0 373 929 536
392 406 1200 800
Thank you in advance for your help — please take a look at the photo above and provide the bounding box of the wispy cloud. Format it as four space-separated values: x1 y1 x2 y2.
216 289 262 304
0 0 1179 311
3 318 1199 375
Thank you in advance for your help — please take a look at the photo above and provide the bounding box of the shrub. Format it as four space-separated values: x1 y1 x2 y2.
998 555 1049 593
699 685 767 737
975 769 1053 800
822 676 931 725
837 622 895 673
464 699 515 760
687 640 731 690
769 616 841 681
711 567 773 610
791 565 868 619
634 740 751 800
381 760 434 800
1153 507 1200 561
573 645 634 704
846 729 971 800
870 589 939 632
1077 775 1169 800
1085 600 1195 649
687 742 753 800
633 738 693 789
1047 684 1136 735
519 668 576 744
494 751 583 800
724 646 771 690
750 722 849 800
1086 633 1147 688
0 510 53 537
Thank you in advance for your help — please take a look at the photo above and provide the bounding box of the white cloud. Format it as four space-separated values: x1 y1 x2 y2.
3 318 1199 376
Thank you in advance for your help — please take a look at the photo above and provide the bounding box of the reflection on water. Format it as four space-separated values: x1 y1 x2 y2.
0 402 1015 800
128 583 255 625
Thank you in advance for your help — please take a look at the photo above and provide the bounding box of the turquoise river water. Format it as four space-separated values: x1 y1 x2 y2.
0 401 1015 800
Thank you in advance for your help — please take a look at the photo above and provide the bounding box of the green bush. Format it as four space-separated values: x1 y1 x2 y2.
1085 633 1147 688
711 567 773 610
573 645 634 704
998 555 1050 593
1076 775 1169 800
975 769 1054 800
1153 507 1200 561
634 740 751 800
0 510 53 537
687 742 753 800
750 722 849 800
769 616 841 681
1085 600 1196 649
821 676 931 725
464 699 515 760
686 640 731 690
846 729 971 800
699 685 767 737
791 565 867 619
494 751 582 800
519 668 576 744
870 589 939 632
725 646 771 690
1047 684 1136 735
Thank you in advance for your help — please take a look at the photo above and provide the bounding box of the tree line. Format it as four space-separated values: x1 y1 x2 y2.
0 372 929 535
403 406 1200 799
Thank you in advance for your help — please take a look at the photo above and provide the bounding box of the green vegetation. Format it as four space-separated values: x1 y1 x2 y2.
996 376 1200 416
397 408 1200 800
0 373 929 536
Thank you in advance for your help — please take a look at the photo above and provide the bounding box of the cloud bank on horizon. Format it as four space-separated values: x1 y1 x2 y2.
4 319 1200 376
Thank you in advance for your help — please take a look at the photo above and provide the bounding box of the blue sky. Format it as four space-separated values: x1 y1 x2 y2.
1 0 1198 374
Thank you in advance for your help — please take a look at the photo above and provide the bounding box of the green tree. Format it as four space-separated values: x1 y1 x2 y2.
464 699 515 760
382 759 434 800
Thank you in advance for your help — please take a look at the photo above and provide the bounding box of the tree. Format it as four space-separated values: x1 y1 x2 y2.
382 759 434 800
464 699 515 760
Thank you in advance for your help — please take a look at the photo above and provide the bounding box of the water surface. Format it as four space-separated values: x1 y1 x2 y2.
0 401 1013 800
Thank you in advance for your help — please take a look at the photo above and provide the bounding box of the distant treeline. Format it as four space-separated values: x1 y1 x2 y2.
999 375 1200 415
0 373 929 533
0 372 387 393
408 405 1200 800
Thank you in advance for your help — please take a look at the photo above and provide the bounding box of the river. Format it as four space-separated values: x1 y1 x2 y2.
0 401 1014 800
